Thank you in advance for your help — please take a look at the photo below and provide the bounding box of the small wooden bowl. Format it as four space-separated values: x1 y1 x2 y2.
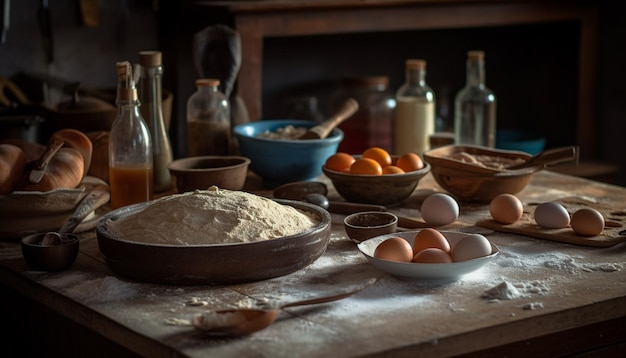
21 233 80 271
168 156 250 193
344 211 398 243
322 160 430 205
423 145 540 202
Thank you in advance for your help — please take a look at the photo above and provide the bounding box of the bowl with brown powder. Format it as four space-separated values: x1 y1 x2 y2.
95 187 331 285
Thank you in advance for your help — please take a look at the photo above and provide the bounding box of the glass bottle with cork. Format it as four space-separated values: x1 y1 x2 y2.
138 50 173 192
109 61 153 209
454 50 497 147
186 79 231 156
393 59 436 156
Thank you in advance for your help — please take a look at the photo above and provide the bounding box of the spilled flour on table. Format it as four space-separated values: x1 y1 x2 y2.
479 245 623 308
496 250 622 274
42 272 138 304
482 280 549 302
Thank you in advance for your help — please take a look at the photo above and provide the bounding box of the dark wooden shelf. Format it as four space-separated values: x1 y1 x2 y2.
165 1 599 159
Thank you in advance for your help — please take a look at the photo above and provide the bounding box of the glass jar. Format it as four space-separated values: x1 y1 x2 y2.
186 79 231 156
329 76 395 154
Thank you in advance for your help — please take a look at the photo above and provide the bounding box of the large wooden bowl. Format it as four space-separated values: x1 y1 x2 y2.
423 145 540 202
96 199 331 285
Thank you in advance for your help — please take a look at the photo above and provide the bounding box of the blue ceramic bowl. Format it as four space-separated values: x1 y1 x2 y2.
496 129 546 155
233 120 343 187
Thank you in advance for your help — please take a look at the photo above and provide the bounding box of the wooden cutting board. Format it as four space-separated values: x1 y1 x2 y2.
476 196 626 247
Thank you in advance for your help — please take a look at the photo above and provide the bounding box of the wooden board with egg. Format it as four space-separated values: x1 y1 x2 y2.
476 195 626 247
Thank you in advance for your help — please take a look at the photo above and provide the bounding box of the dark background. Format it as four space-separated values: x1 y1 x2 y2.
0 0 624 185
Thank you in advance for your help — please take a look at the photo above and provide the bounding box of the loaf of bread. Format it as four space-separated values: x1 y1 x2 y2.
0 144 26 194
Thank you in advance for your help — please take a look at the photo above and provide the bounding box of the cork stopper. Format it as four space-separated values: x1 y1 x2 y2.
405 59 426 70
116 61 138 101
467 51 485 61
116 61 131 82
138 51 162 67
196 78 220 87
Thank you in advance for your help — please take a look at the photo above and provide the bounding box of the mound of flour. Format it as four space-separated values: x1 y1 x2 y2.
108 187 318 245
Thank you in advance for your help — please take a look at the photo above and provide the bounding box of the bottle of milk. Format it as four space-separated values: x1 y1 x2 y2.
393 59 435 156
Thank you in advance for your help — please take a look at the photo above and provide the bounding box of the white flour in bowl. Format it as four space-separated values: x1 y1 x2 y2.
108 186 318 245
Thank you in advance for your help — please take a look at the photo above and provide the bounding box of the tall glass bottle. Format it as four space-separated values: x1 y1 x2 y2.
139 50 173 192
454 50 497 147
109 61 153 209
393 59 435 156
186 79 231 156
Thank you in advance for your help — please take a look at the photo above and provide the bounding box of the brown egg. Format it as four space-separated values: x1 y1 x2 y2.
374 237 414 262
571 208 605 236
412 228 450 255
412 248 453 263
489 194 523 224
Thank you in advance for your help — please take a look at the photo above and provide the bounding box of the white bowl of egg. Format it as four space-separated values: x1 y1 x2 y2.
357 229 499 280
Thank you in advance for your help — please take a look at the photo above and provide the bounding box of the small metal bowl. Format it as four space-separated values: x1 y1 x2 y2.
344 211 398 243
20 233 80 271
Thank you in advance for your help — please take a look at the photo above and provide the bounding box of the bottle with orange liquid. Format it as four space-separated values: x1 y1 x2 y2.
109 61 154 209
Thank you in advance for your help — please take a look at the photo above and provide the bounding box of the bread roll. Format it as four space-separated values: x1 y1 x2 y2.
16 147 85 192
50 128 93 175
0 144 26 194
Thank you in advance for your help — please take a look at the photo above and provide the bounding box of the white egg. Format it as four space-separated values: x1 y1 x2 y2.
421 193 459 226
450 234 492 262
571 208 605 236
534 202 570 229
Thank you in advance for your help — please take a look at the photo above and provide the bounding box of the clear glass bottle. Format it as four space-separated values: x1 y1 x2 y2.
454 50 497 147
109 61 153 209
330 76 395 154
186 79 231 156
138 50 173 192
393 59 436 156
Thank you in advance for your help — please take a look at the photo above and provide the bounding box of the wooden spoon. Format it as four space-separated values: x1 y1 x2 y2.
506 145 578 170
40 184 110 245
298 98 358 139
192 278 377 337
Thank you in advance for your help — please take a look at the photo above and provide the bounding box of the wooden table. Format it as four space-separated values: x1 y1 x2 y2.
1 170 625 357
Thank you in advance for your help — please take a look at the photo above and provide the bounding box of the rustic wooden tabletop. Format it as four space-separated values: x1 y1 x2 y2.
1 170 625 357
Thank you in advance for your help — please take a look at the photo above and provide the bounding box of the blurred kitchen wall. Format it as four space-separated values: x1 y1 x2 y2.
0 0 158 89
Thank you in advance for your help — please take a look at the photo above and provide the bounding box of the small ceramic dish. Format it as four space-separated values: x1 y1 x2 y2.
168 156 251 192
344 211 398 243
322 159 430 205
357 231 499 280
21 232 80 271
